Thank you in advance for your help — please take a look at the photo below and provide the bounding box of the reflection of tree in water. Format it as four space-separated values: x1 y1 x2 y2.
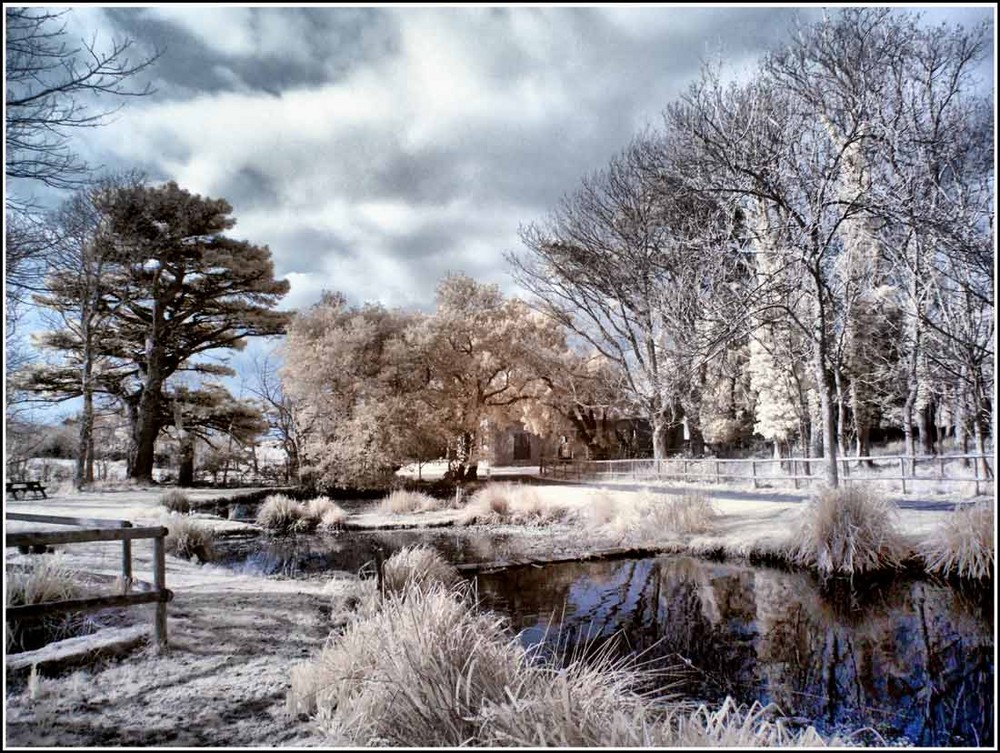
754 570 993 746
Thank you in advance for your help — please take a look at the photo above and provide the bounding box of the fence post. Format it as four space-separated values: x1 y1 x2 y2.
792 460 799 490
939 456 945 482
751 461 759 489
715 460 721 485
154 531 168 649
899 457 907 494
973 455 981 496
121 521 133 587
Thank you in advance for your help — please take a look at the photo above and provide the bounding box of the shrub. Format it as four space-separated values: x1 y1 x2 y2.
379 545 460 596
788 486 907 576
163 515 214 562
159 489 191 514
380 489 447 514
287 581 844 747
920 500 995 579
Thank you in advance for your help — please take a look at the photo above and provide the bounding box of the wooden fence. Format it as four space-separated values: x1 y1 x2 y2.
540 453 994 495
6 513 173 648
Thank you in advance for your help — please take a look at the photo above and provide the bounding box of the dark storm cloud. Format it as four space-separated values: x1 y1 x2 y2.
102 6 397 99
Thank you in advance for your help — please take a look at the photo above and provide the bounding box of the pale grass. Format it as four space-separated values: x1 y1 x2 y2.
459 482 571 526
379 544 461 596
256 494 305 532
788 486 908 576
161 514 215 562
596 490 719 540
380 489 450 514
305 497 347 530
920 500 995 579
6 555 80 607
288 581 845 747
6 556 83 653
159 489 191 514
668 697 852 746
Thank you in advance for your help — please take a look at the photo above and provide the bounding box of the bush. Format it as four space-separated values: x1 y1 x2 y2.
287 581 845 747
163 515 214 562
920 500 994 579
788 486 907 576
159 489 191 514
379 545 460 596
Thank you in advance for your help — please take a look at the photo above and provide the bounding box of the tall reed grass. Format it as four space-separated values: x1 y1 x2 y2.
257 494 346 532
787 486 907 576
380 489 451 514
159 490 191 514
288 547 845 747
6 556 82 652
162 515 215 562
920 500 994 579
459 483 570 526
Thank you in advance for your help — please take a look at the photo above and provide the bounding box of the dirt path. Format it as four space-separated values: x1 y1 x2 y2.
5 578 337 747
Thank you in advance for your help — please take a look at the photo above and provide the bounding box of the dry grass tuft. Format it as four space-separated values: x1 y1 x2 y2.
459 483 570 526
287 581 845 747
256 494 305 532
257 494 347 533
162 515 215 562
6 556 80 607
6 556 83 652
159 489 191 514
920 500 995 579
592 490 719 541
788 486 908 576
306 497 347 530
378 545 461 596
668 697 850 747
380 489 450 514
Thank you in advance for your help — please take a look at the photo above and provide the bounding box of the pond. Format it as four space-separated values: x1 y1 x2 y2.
212 530 993 746
474 556 994 747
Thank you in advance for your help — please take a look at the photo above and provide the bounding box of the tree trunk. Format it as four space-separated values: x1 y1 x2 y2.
954 377 969 467
652 410 668 460
178 434 195 486
918 401 936 456
75 381 93 491
131 382 163 483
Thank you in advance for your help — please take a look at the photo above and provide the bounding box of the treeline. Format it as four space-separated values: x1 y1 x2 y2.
510 8 993 485
280 275 628 488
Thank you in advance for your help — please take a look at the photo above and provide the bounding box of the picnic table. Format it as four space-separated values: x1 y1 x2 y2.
6 481 48 499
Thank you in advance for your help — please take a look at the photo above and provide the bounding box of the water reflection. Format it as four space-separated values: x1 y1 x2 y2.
212 529 514 578
474 557 994 747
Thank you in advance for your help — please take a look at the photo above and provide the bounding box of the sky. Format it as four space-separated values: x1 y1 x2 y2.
5 3 996 418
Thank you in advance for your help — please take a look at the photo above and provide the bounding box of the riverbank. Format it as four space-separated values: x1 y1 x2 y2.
4 481 992 746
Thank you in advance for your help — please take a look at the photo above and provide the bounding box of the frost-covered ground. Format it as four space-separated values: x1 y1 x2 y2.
4 479 991 746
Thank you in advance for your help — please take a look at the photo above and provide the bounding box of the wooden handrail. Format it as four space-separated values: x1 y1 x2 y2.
5 513 171 649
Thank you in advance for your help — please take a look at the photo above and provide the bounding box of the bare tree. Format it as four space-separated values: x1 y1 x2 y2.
511 134 735 460
5 7 158 191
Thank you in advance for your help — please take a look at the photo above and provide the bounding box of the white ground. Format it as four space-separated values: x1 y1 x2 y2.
4 478 992 747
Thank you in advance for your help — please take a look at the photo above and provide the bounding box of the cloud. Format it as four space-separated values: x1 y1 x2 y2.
43 5 997 319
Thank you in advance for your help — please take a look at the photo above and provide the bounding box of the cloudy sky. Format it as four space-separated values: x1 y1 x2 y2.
12 4 995 316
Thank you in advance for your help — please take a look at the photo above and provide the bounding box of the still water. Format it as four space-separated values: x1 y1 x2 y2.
475 556 994 747
213 532 993 746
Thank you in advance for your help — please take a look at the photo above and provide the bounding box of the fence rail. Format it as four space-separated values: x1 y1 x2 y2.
539 453 994 495
5 513 173 648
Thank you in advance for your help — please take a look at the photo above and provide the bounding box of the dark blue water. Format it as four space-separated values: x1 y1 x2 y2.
473 556 994 747
212 530 993 746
